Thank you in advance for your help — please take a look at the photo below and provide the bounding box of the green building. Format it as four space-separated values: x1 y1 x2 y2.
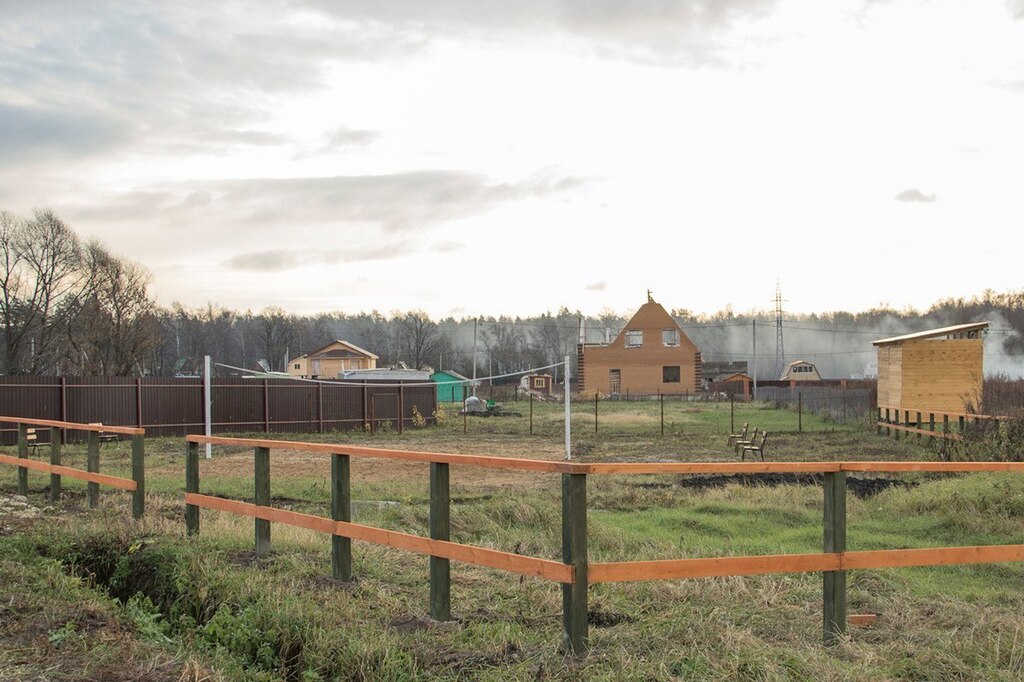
431 370 469 403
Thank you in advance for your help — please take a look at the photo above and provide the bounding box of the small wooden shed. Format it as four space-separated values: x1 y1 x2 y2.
520 373 553 395
873 322 988 414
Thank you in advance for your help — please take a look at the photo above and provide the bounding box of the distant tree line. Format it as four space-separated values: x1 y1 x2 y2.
2 208 1022 379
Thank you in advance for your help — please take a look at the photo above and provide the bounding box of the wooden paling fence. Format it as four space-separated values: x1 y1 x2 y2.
0 416 146 518
181 435 1024 656
877 406 1009 443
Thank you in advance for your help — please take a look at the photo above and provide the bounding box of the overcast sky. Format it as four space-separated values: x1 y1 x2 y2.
2 1 1022 319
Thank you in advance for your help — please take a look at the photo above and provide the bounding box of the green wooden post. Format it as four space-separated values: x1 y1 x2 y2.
561 472 588 657
929 413 935 444
798 392 803 432
660 391 664 436
529 393 534 435
916 411 922 443
254 446 271 557
331 453 352 581
49 426 61 503
87 431 100 508
430 461 451 621
823 471 847 645
876 407 882 436
131 434 145 519
16 423 28 496
959 415 965 435
594 392 598 434
185 441 200 536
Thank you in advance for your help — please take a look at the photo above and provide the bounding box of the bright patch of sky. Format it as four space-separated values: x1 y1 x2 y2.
1 0 1022 318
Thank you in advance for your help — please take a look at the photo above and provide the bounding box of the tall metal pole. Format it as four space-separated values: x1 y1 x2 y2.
751 320 758 402
564 355 572 460
203 355 212 459
472 318 478 398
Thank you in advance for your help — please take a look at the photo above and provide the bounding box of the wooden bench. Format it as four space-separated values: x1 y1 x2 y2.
741 431 768 461
734 427 759 455
88 423 120 445
726 422 749 448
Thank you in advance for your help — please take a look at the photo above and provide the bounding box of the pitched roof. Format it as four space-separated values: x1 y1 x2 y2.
872 322 989 346
295 339 379 360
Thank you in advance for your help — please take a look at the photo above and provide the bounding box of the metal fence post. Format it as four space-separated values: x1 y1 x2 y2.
332 453 352 581
16 423 28 496
87 431 100 508
49 426 61 503
562 472 588 657
823 471 847 645
131 434 145 519
255 446 271 557
185 441 200 536
430 461 451 621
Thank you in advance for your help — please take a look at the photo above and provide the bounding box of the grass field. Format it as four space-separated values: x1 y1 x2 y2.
3 400 1024 680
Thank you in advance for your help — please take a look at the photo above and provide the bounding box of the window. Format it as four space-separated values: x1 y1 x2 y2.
662 329 680 347
663 366 680 383
533 377 545 388
293 363 301 370
625 329 642 348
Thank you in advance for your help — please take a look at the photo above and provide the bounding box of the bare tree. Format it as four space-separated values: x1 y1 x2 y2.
395 310 439 369
65 241 160 375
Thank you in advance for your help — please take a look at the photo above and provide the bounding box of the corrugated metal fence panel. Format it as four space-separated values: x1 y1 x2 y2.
0 376 62 445
0 375 436 442
141 377 203 437
212 380 266 434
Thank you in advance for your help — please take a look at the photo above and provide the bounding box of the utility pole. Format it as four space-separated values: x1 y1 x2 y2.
203 355 212 459
472 318 478 397
752 320 758 402
774 281 786 380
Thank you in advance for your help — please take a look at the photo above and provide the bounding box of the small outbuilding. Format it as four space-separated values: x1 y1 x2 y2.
432 369 469 403
780 360 822 382
520 373 553 395
873 322 988 414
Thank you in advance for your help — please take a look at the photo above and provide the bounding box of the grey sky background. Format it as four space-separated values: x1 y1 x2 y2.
1 1 1022 317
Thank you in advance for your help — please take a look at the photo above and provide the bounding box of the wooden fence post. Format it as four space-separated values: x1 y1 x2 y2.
185 441 200 536
399 385 405 435
730 393 735 434
876 407 882 436
798 392 803 432
430 461 451 621
916 411 922 443
263 380 270 433
332 453 352 582
255 446 271 557
49 426 61 503
660 391 664 436
929 413 935 444
87 431 100 508
131 434 145 519
562 472 588 657
529 394 534 435
594 392 598 434
823 471 847 645
16 423 28 496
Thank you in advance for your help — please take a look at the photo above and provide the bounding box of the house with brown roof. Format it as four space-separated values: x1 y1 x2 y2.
577 294 702 396
288 340 378 379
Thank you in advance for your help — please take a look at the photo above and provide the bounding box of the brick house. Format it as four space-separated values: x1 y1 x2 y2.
577 295 702 396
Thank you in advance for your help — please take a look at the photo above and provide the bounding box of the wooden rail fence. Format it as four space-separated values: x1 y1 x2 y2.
0 416 146 518
180 435 1024 657
876 406 1010 443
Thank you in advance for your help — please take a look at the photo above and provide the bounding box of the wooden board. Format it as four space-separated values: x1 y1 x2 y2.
184 493 573 582
186 435 576 474
0 453 137 490
589 544 1024 582
0 416 144 435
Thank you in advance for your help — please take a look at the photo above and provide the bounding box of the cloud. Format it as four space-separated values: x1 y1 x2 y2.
1011 0 1024 19
894 188 937 203
0 103 132 162
431 241 464 254
324 127 380 149
585 281 607 291
224 244 413 271
67 170 584 251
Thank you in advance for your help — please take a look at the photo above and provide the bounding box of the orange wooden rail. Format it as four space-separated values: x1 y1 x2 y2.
0 416 144 435
0 453 136 491
185 492 572 582
589 544 1024 583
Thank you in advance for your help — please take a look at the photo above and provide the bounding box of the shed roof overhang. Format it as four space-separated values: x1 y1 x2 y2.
872 322 989 347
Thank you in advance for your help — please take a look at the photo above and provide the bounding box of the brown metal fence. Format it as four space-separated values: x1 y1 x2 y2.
0 376 436 444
